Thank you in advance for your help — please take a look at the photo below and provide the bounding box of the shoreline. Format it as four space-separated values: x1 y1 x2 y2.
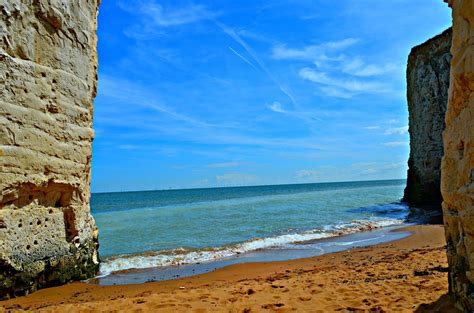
0 224 460 312
94 223 412 285
97 200 412 279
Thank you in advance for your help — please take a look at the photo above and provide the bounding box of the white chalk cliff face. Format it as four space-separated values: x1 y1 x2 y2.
0 0 100 298
404 28 452 212
442 0 474 311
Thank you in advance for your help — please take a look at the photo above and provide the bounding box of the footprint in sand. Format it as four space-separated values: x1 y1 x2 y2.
298 296 312 302
261 303 285 309
154 303 177 309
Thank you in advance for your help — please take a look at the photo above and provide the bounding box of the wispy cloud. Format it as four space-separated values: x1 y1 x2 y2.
216 21 330 126
318 86 355 99
341 57 397 77
119 1 216 26
100 75 211 127
296 169 321 179
272 38 399 98
295 162 406 182
363 126 381 130
273 41 397 78
237 29 275 44
384 126 408 135
299 67 391 97
215 21 298 108
97 77 328 151
215 173 258 186
118 1 218 39
207 162 242 168
272 38 359 61
116 144 141 150
382 141 408 147
363 123 408 136
266 101 321 123
267 101 286 113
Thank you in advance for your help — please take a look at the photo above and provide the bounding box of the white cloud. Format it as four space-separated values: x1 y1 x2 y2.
266 101 323 124
295 162 407 183
271 38 359 61
299 67 391 96
215 173 257 186
364 126 381 130
215 21 298 108
118 1 218 39
353 63 397 77
272 38 400 99
382 141 407 147
342 58 397 77
237 29 274 44
318 87 355 99
117 144 141 150
384 126 408 135
207 162 242 168
99 75 211 127
119 1 216 27
364 125 408 135
296 169 321 179
355 162 405 175
190 179 210 187
97 107 328 151
267 101 286 113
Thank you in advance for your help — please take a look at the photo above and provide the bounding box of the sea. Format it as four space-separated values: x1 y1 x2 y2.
91 179 411 283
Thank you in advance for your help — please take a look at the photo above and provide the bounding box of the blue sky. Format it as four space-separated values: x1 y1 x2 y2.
92 0 452 192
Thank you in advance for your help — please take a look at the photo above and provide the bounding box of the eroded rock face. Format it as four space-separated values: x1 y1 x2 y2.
0 0 100 298
442 0 474 311
404 29 452 212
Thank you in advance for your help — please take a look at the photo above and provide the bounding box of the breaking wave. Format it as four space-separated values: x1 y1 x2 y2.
99 215 407 276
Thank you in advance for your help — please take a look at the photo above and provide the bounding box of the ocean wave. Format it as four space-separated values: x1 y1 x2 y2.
99 216 407 276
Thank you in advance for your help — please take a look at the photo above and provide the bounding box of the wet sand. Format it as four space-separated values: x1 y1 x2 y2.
0 225 460 312
95 225 411 285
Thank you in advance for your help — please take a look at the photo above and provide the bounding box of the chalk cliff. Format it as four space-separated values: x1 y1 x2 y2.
442 0 474 311
0 0 100 298
404 29 452 212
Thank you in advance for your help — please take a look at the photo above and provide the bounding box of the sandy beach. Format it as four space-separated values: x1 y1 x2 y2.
0 225 459 312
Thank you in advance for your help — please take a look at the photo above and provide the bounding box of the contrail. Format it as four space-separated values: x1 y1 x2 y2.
214 20 299 110
228 46 259 71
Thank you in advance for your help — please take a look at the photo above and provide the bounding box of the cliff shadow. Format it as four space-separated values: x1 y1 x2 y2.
415 293 461 312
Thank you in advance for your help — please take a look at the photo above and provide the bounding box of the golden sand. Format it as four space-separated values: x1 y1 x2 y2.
0 225 460 312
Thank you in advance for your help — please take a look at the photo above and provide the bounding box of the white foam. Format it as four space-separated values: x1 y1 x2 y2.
99 216 407 276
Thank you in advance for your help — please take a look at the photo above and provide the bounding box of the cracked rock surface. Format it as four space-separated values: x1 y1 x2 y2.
0 0 100 299
442 0 474 311
404 28 452 211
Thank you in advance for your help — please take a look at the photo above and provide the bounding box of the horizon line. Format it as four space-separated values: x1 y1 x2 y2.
92 177 407 195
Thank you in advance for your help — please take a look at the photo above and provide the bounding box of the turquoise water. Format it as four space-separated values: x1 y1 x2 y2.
91 179 408 274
